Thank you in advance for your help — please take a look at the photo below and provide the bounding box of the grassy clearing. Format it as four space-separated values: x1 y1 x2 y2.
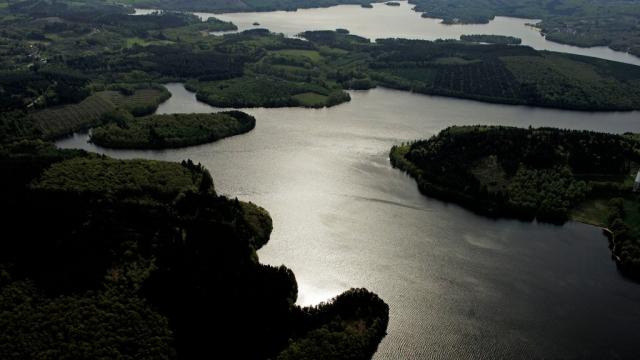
270 49 323 62
99 88 170 115
570 197 610 227
30 94 115 139
292 92 328 107
125 37 174 48
570 196 640 231
28 87 169 139
270 64 310 72
470 155 509 193
623 198 640 236
319 46 349 57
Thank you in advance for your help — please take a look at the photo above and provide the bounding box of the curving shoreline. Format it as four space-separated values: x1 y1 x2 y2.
390 126 640 280
90 111 256 149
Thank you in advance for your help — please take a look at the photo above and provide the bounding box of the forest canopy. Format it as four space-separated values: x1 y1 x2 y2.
0 145 390 359
90 110 256 149
460 34 522 45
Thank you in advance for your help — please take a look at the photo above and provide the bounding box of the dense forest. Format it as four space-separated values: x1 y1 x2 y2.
187 75 351 108
390 126 640 279
0 141 389 359
364 36 640 110
90 110 256 149
460 34 522 45
408 0 640 57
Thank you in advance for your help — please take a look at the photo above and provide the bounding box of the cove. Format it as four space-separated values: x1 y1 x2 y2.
56 83 640 359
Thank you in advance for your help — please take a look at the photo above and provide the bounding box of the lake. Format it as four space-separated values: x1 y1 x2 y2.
135 0 640 66
57 83 640 359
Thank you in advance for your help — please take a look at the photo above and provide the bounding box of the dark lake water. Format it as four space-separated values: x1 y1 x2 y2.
56 84 640 359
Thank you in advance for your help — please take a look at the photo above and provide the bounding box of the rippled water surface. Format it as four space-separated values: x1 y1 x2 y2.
136 0 640 65
57 84 640 359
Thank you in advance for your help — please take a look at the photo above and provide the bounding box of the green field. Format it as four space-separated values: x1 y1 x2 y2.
125 37 174 48
623 198 640 237
570 198 610 227
291 92 329 107
270 49 323 62
98 87 170 115
28 87 170 139
29 94 115 139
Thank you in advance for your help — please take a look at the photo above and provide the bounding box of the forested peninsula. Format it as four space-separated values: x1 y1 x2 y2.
460 34 522 45
90 110 256 149
0 141 389 359
390 126 640 280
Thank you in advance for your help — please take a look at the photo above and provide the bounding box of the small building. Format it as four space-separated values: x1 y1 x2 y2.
634 169 640 192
